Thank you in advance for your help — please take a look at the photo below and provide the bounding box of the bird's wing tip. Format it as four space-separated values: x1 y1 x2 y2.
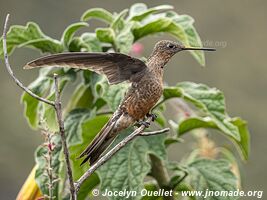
23 65 31 69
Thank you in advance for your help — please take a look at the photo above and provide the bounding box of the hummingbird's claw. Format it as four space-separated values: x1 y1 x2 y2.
135 121 150 128
146 113 157 121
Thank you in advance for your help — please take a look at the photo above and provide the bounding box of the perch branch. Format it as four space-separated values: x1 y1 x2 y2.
2 14 55 106
53 75 76 200
75 116 170 192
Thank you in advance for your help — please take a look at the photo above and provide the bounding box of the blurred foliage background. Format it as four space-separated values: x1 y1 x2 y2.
0 0 266 199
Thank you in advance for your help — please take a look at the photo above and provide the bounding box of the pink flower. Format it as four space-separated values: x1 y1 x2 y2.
130 43 144 56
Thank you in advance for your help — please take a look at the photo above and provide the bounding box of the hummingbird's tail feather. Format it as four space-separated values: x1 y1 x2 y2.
78 118 117 165
78 111 136 165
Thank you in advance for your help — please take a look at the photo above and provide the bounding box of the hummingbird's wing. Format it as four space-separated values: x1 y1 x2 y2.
24 52 147 84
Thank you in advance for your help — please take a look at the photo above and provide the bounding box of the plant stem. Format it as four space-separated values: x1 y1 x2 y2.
150 154 174 200
54 75 77 200
47 135 53 200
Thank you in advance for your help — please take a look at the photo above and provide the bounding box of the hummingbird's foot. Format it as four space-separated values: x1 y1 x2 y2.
146 113 157 121
135 121 150 128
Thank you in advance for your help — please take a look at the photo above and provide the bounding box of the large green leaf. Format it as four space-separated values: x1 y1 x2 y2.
186 159 238 200
178 117 250 160
128 3 173 21
132 18 189 46
61 22 89 48
163 82 240 141
178 82 240 140
162 82 251 160
0 22 63 56
166 12 205 66
179 117 218 135
35 134 62 199
98 130 167 200
81 8 114 24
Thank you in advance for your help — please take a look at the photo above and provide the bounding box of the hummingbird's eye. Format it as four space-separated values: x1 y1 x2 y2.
167 44 175 49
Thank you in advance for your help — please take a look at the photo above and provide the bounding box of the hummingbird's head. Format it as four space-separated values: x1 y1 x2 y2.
152 40 216 59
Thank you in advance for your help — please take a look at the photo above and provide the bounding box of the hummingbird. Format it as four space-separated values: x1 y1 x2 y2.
24 40 215 165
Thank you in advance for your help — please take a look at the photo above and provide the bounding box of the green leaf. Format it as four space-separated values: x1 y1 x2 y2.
230 118 250 160
81 8 114 24
101 82 129 111
179 117 218 135
65 84 95 112
96 28 115 43
162 82 251 159
61 22 89 48
141 182 163 200
68 37 90 52
132 18 188 46
80 33 102 52
129 4 173 21
21 77 52 129
68 33 102 52
187 159 238 200
128 3 148 20
111 9 128 31
163 82 240 141
78 173 100 200
65 108 92 146
153 110 167 127
167 13 205 66
162 86 183 100
35 134 62 198
98 130 167 200
0 22 63 56
178 117 250 160
69 114 110 168
175 183 196 200
115 23 135 54
41 70 77 131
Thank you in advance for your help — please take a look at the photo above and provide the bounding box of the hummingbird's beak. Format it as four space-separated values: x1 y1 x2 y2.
181 46 216 51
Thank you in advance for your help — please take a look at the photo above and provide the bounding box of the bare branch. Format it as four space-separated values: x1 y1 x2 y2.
141 128 170 136
75 117 170 192
53 74 76 200
2 14 55 106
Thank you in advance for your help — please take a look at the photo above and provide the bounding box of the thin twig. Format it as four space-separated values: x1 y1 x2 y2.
2 14 55 106
46 134 54 200
75 116 169 192
141 128 170 136
53 74 76 200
